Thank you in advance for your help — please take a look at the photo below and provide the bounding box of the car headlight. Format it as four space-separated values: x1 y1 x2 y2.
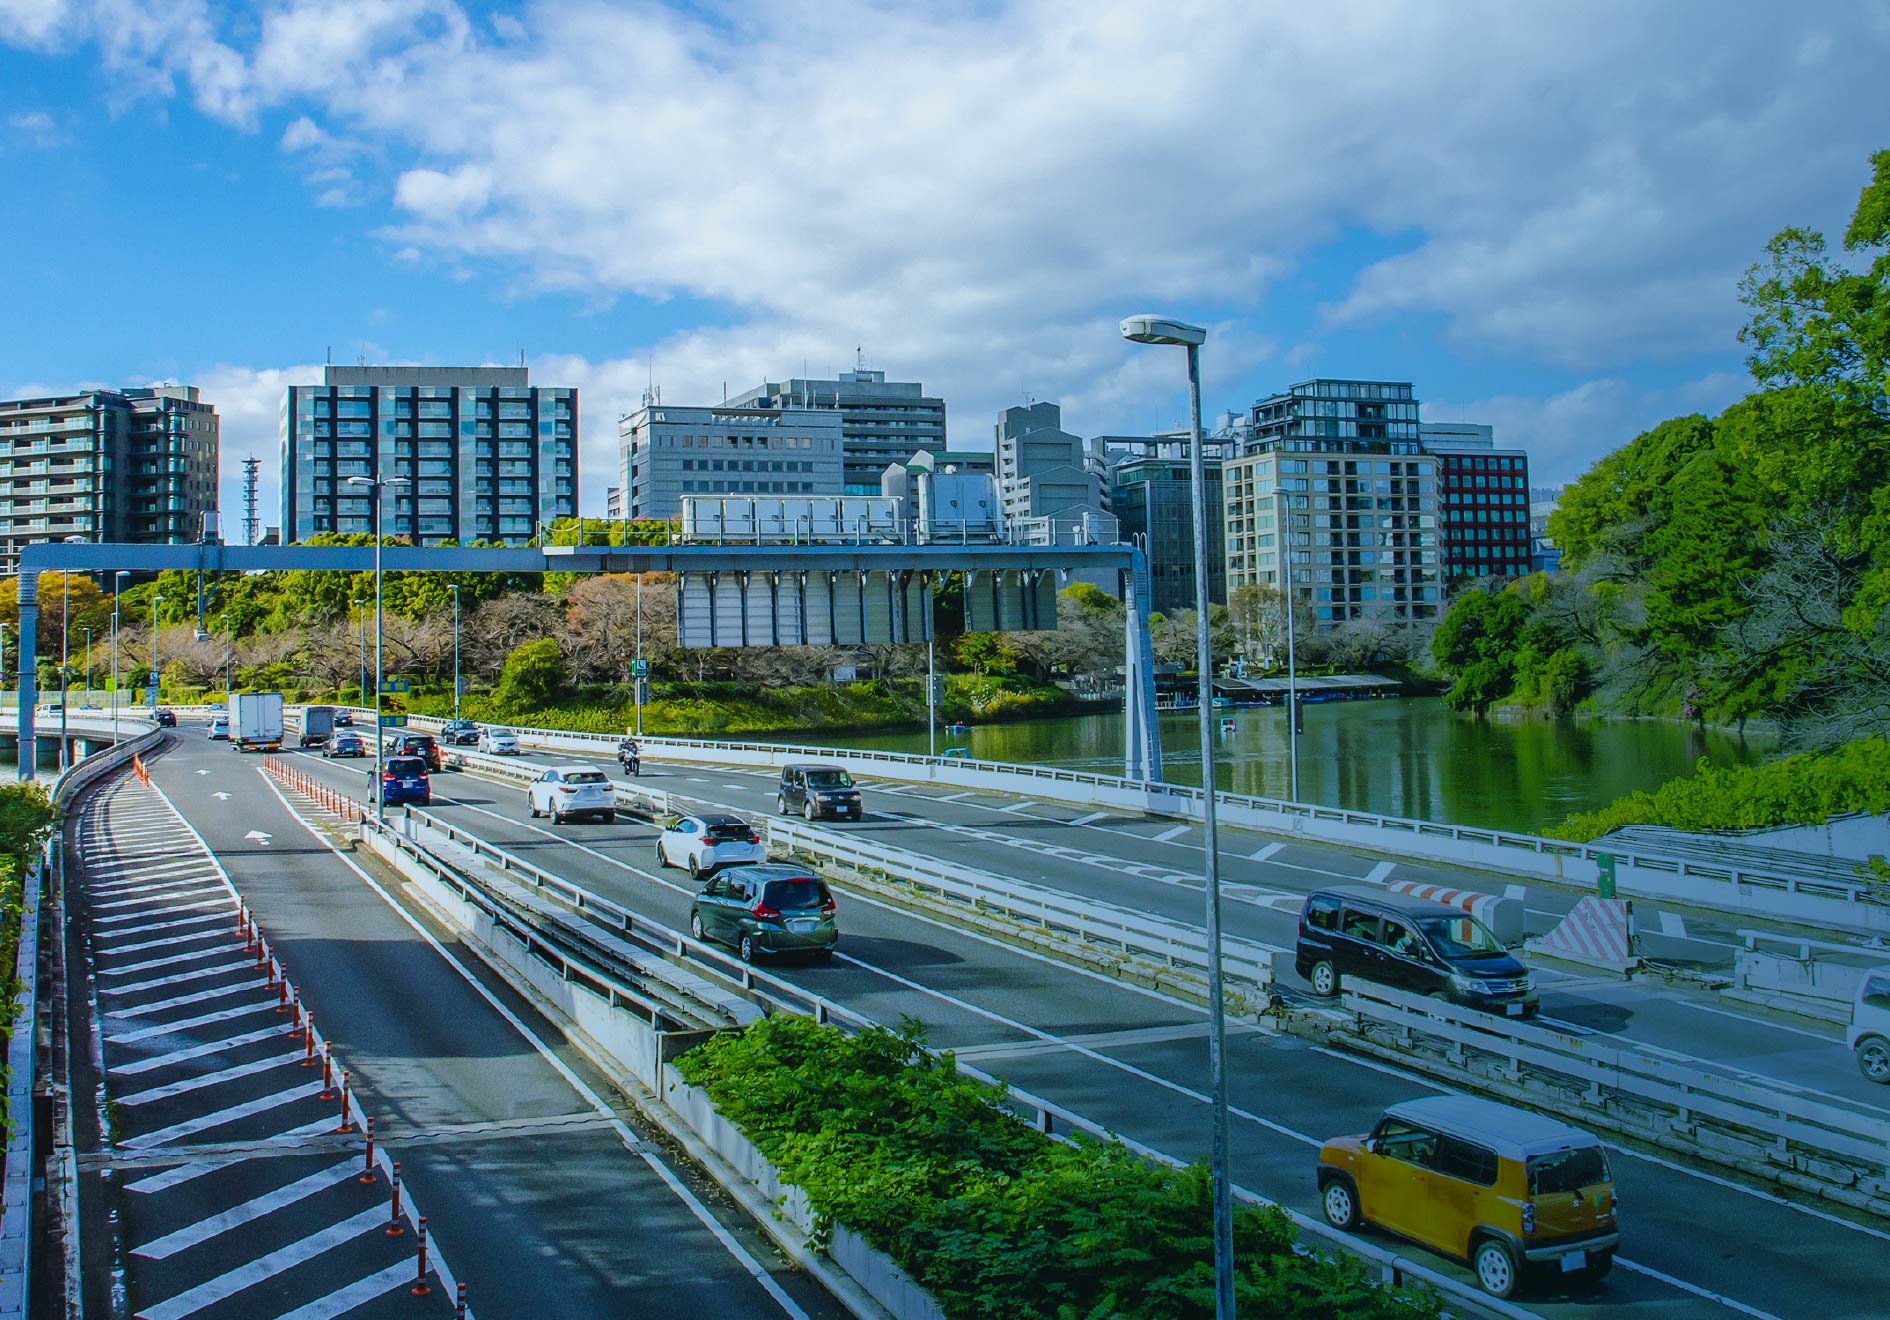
1450 973 1475 993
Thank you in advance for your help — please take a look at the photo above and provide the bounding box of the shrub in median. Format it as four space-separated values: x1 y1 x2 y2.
674 1015 1436 1319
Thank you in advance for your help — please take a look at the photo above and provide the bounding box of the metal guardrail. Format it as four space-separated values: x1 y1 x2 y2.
768 818 1277 994
1330 982 1890 1211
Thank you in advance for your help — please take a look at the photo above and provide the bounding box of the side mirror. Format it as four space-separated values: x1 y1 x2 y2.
1363 1138 1381 1156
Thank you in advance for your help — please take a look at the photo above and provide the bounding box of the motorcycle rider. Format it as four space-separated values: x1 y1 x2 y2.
620 736 641 776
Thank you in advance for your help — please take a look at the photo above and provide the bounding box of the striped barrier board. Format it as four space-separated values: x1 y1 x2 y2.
1525 896 1639 975
1386 879 1523 946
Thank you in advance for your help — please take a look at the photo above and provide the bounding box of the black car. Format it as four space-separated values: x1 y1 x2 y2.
1295 886 1538 1018
439 719 480 746
777 764 861 821
333 710 354 727
388 732 442 772
153 708 177 728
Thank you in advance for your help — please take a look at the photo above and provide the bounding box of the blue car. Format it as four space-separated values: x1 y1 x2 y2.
372 755 431 807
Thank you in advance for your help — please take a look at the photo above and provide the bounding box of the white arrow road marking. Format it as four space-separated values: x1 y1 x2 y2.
211 792 231 800
194 770 210 776
243 830 272 846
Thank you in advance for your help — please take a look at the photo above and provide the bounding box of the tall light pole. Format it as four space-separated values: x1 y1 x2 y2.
1120 313 1233 1320
151 590 166 703
0 624 7 713
354 598 367 710
1274 490 1301 802
348 474 409 817
111 570 129 743
58 534 88 768
634 573 644 738
448 584 462 722
81 626 93 704
221 612 233 698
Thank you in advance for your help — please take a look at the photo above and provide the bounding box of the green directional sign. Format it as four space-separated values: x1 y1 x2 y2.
1595 852 1617 900
630 659 648 678
380 679 409 693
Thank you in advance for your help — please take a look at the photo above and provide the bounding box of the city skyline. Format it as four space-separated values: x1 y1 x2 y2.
2 3 1884 531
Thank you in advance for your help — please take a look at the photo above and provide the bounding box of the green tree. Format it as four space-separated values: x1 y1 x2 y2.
494 637 566 710
1429 589 1530 712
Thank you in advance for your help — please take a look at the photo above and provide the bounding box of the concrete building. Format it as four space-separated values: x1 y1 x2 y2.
604 486 622 521
725 368 946 495
1224 380 1439 626
619 400 843 521
0 385 219 575
994 402 1109 527
280 365 575 545
1420 422 1533 582
1107 440 1225 616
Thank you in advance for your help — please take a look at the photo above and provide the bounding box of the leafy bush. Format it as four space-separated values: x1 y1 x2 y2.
675 1016 1436 1320
1553 736 1890 840
495 638 565 710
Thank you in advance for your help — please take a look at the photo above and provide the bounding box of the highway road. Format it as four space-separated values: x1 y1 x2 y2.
65 730 846 1320
260 728 1890 1320
456 736 1890 1119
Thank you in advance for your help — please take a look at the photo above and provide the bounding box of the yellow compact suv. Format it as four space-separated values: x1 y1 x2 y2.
1317 1095 1618 1298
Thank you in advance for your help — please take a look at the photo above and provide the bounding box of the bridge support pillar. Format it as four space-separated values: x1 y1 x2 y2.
17 578 36 782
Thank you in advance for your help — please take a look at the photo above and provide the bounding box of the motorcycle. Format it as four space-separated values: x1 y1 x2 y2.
620 743 641 776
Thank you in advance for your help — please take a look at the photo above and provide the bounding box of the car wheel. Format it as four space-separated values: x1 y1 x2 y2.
690 913 706 943
600 812 615 825
529 800 541 818
776 795 788 815
552 808 565 826
738 932 756 964
1473 1238 1519 1299
1320 1177 1360 1231
811 949 834 965
1858 1035 1890 1084
689 857 703 881
803 799 816 821
657 841 671 868
1308 959 1340 997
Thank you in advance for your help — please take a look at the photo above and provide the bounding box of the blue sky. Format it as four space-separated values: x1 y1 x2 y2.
2 1 1885 526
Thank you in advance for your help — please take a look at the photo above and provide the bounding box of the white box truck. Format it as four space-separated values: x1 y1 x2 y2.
299 704 337 748
231 691 285 753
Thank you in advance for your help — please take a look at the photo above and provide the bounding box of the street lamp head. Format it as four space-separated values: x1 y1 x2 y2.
1119 314 1207 347
62 534 88 544
345 475 374 489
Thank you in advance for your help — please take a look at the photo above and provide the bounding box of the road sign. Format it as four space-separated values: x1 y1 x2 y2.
145 682 158 708
1595 852 1617 899
631 659 648 678
380 679 410 693
635 679 650 705
379 714 407 728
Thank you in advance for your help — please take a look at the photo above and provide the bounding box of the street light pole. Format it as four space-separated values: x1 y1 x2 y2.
1275 490 1301 802
82 626 92 705
112 570 128 745
354 598 367 711
1120 313 1234 1320
221 612 233 698
150 594 165 710
634 574 644 738
349 474 409 818
59 565 71 770
448 584 461 723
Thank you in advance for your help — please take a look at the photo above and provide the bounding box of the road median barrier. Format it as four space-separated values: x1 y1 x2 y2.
1304 981 1890 1219
1523 896 1640 976
1727 928 1887 1025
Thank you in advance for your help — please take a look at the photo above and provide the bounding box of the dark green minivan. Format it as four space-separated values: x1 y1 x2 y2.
689 864 838 964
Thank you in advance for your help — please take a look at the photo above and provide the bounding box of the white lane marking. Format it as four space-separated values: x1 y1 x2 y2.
1070 811 1111 826
721 784 747 792
1659 910 1688 939
257 772 810 1320
99 945 245 978
937 791 980 801
134 1160 356 1259
96 900 228 927
109 1001 278 1045
274 1259 416 1320
1534 1016 1597 1036
1249 842 1284 861
1363 861 1395 885
113 1025 299 1077
1154 824 1190 842
104 962 255 997
90 860 215 884
1613 1258 1786 1320
99 928 230 957
117 1051 305 1107
998 799 1040 813
138 1205 387 1320
107 980 265 1019
120 1080 324 1150
125 1161 220 1194
91 885 226 912
1678 1001 1843 1044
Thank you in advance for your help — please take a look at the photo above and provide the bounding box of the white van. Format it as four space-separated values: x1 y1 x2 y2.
1852 966 1890 1084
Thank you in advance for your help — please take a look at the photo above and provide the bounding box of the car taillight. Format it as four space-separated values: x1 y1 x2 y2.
752 903 780 921
748 832 761 844
558 784 578 793
1521 1202 1536 1234
820 897 837 915
1608 1188 1618 1216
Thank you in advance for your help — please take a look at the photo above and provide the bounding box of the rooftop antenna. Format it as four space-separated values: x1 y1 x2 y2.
325 345 332 365
519 348 525 367
356 352 366 367
856 345 864 371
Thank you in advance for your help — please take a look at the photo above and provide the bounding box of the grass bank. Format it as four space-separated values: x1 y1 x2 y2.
674 1015 1436 1320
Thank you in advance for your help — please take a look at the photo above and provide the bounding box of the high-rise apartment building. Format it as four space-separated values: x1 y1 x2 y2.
1109 443 1225 616
619 401 844 520
726 369 946 494
280 366 576 545
0 385 219 575
995 402 1108 525
1223 380 1439 626
1419 422 1533 581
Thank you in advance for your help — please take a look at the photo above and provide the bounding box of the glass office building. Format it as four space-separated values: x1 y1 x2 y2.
280 366 576 545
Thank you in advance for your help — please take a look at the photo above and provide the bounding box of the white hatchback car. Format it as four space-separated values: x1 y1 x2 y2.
527 766 616 824
657 813 766 879
478 726 521 755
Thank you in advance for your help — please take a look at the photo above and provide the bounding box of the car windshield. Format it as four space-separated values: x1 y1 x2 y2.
489 728 514 737
763 879 828 909
1418 915 1508 960
1527 1146 1610 1194
706 821 753 841
386 758 426 777
805 770 853 788
565 771 607 785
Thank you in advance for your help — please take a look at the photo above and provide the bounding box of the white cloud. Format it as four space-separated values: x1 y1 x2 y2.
1426 372 1749 487
4 108 65 149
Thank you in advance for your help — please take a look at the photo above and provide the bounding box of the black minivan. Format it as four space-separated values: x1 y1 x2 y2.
1296 886 1538 1018
777 764 862 821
